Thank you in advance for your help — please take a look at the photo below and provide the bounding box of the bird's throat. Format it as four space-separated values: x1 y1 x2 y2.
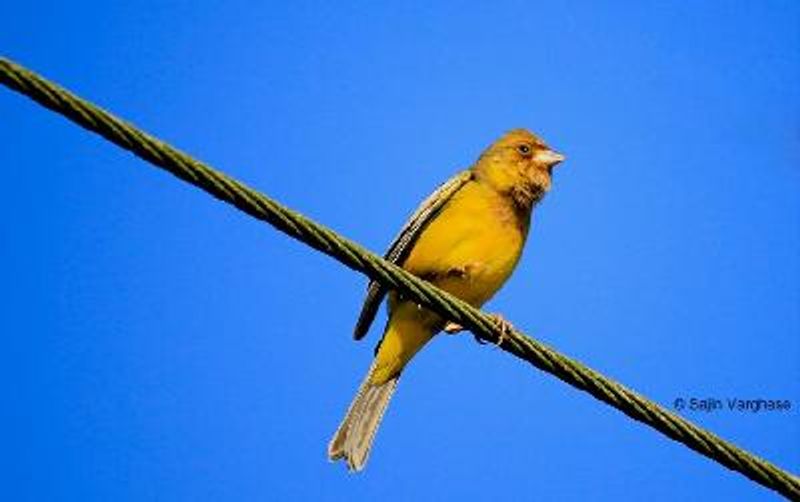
509 182 545 214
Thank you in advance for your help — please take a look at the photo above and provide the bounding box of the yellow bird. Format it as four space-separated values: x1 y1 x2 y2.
328 129 564 471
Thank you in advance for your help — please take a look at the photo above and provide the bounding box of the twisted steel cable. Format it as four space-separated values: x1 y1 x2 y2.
2 57 797 500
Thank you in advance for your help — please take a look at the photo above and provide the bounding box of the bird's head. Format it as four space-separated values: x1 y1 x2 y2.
473 128 565 208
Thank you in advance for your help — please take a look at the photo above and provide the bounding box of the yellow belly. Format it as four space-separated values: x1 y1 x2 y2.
370 181 530 384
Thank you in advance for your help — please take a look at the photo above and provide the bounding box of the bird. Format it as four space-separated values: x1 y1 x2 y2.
328 128 564 471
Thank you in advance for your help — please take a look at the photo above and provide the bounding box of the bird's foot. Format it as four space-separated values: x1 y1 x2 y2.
443 321 463 334
444 320 485 345
443 313 513 347
488 313 514 348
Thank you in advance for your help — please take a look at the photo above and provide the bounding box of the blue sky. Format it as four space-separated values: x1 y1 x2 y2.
2 2 798 500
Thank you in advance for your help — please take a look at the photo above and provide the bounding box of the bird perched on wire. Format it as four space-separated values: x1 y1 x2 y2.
328 128 565 471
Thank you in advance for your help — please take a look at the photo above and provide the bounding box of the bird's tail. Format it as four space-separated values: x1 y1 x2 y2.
328 362 399 472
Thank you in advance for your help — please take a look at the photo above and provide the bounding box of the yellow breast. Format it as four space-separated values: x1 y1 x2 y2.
402 181 529 308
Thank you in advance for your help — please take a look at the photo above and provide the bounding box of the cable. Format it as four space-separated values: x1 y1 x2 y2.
2 57 797 500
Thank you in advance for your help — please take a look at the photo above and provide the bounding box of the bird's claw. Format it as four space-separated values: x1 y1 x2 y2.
444 321 463 334
443 314 513 347
488 314 513 347
445 321 488 345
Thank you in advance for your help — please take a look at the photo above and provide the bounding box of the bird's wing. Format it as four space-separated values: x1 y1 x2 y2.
352 169 474 340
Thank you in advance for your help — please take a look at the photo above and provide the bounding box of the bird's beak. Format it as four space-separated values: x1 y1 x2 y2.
536 149 566 167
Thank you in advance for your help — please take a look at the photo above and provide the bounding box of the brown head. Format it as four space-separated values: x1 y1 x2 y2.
472 128 565 209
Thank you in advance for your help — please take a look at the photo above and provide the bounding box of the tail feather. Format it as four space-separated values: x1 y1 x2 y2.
328 363 399 471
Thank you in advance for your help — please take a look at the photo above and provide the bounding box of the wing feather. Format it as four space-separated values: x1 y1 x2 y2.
352 169 473 340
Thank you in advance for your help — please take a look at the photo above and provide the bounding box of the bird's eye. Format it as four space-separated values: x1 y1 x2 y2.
517 144 532 155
